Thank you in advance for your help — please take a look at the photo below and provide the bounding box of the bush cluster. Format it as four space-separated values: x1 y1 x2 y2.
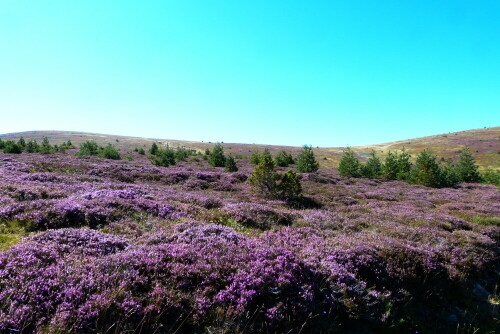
0 137 70 154
338 147 485 188
148 143 197 167
76 141 121 160
250 146 319 173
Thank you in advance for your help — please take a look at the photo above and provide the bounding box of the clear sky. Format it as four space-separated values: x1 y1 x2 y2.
0 1 499 147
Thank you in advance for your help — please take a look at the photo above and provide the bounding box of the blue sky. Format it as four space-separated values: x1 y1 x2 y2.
0 1 499 146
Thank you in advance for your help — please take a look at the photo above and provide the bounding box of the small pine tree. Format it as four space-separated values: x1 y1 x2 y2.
209 143 226 167
150 147 176 167
2 141 22 154
338 147 361 177
250 150 261 164
249 152 278 198
224 155 238 172
275 151 294 167
278 170 302 199
296 145 319 173
98 144 121 160
411 149 442 187
137 148 145 155
17 137 26 149
383 151 399 180
149 143 159 156
455 147 482 183
0 139 4 149
25 139 39 153
360 150 383 178
77 141 99 156
396 147 412 180
38 137 54 154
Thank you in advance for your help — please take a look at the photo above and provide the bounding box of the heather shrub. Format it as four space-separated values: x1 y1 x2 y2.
98 144 121 160
274 150 294 167
296 145 319 173
338 147 361 177
224 154 238 172
209 143 226 167
2 141 22 154
455 147 482 183
360 150 383 178
76 140 99 156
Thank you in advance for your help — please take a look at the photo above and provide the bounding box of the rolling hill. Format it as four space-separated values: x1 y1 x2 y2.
1 127 499 169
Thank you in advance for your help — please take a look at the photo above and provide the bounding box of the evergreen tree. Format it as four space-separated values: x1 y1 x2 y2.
278 170 302 199
249 153 278 198
149 143 159 156
250 150 261 164
455 147 482 183
98 144 121 160
17 137 26 149
0 139 4 150
383 151 399 179
150 147 176 167
396 147 412 180
296 145 319 173
360 150 383 178
411 149 442 187
224 155 238 172
338 147 361 177
77 141 99 156
209 143 226 167
25 139 39 153
2 141 22 154
38 137 54 154
275 151 294 167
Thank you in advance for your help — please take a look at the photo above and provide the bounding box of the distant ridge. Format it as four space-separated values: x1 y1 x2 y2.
1 127 499 169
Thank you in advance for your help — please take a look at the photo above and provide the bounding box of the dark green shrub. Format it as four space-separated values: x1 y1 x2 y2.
278 170 302 200
60 140 75 150
136 148 145 155
250 150 261 164
76 141 99 156
439 164 461 187
98 144 121 160
275 151 294 167
149 143 159 155
296 145 319 173
2 141 22 154
396 148 412 180
410 149 443 187
17 137 26 149
174 146 196 161
249 153 278 198
360 150 383 178
455 147 482 183
383 148 412 180
209 143 226 167
338 147 361 177
150 148 176 167
224 155 238 172
38 137 54 154
482 170 500 186
0 139 4 149
25 140 39 153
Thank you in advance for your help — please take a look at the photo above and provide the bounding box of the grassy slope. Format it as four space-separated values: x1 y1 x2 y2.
1 127 499 169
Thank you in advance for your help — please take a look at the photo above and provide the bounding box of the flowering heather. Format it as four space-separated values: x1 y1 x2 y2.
0 151 498 333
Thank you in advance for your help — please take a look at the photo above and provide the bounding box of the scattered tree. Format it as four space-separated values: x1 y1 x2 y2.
455 147 482 183
98 144 121 160
2 141 22 154
275 151 294 167
149 143 159 156
76 141 99 156
250 150 261 164
360 150 383 178
296 145 319 173
224 155 238 172
209 143 226 167
338 148 361 177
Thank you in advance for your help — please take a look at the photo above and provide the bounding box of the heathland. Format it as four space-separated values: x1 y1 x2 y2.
0 129 498 333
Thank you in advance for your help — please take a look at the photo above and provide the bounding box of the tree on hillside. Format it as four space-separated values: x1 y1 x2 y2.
275 151 294 167
39 137 54 154
411 149 443 187
25 139 39 153
149 143 159 156
77 141 99 156
296 145 319 173
224 155 238 172
250 150 261 164
17 137 26 149
360 150 383 178
338 147 361 177
455 147 482 183
2 141 22 154
209 143 226 167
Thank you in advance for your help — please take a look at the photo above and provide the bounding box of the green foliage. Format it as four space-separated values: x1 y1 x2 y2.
174 146 196 161
249 156 302 200
149 143 159 156
224 155 238 172
338 147 361 177
150 147 176 167
2 140 22 154
76 141 99 156
124 154 134 161
360 150 383 178
208 143 226 167
134 147 145 155
383 148 412 180
98 144 121 160
0 139 4 149
410 149 459 188
482 170 500 187
25 140 39 153
439 164 461 188
17 137 26 149
250 150 261 164
455 147 482 183
278 170 302 199
296 145 319 173
274 151 295 167
38 137 54 154
60 140 75 150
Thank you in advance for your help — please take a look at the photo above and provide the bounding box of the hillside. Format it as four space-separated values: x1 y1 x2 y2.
1 127 499 169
